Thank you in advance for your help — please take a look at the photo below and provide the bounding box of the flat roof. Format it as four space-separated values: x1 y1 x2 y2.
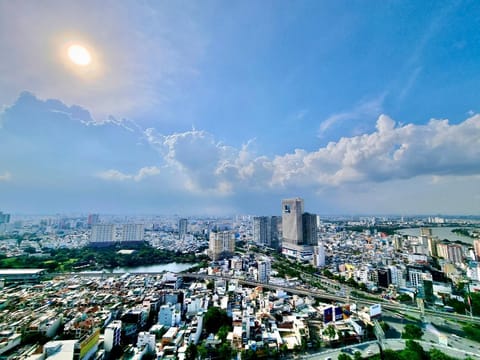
0 269 45 275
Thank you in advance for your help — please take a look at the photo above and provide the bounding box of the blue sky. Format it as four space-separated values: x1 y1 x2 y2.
1 0 479 215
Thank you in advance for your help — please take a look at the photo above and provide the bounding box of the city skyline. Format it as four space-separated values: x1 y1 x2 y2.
1 1 480 215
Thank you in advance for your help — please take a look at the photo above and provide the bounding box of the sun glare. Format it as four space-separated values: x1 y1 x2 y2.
68 44 91 66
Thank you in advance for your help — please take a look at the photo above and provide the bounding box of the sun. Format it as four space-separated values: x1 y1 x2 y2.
67 44 91 66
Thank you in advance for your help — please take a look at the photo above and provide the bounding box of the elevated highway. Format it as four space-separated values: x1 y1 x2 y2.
179 273 480 325
51 270 480 325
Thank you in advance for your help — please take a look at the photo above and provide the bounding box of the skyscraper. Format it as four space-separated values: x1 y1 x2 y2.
253 216 280 248
178 218 188 239
302 212 318 246
282 198 304 245
281 198 317 260
208 231 235 260
253 216 269 245
90 224 115 246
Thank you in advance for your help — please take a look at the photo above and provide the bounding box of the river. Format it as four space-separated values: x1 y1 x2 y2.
397 227 475 244
112 262 196 273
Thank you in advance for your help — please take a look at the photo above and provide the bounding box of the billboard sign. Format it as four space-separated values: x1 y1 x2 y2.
323 307 333 323
370 304 382 317
335 306 343 321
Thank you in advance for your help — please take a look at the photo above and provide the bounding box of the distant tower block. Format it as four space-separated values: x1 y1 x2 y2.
178 218 188 239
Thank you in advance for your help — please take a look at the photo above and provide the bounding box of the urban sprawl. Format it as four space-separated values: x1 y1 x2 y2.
0 198 479 360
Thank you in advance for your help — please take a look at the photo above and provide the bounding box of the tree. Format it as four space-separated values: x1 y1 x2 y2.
469 292 480 316
463 323 480 342
197 342 209 359
401 340 427 360
324 324 337 341
382 349 402 360
204 307 231 335
397 294 413 303
379 321 390 332
428 348 454 360
354 351 363 360
338 354 353 360
217 325 230 343
401 324 423 340
445 297 466 314
185 343 197 360
218 342 235 359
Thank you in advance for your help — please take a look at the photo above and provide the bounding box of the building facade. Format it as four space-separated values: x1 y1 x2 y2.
178 218 188 239
104 320 122 352
121 224 144 244
89 224 115 246
282 198 304 245
208 231 235 260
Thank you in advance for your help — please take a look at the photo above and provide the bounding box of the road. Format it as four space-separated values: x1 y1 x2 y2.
302 339 480 360
57 270 480 325
179 273 480 325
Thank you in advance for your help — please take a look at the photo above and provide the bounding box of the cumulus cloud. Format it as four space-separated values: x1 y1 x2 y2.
97 166 160 182
274 114 480 187
2 91 480 214
144 113 480 194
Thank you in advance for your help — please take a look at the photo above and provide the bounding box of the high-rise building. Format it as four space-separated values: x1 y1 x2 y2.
104 320 122 352
158 305 175 327
178 218 188 239
87 214 99 228
282 198 304 245
122 224 144 243
208 231 235 260
270 216 281 249
90 224 115 246
447 244 463 264
377 268 392 288
253 216 269 245
302 212 318 246
0 212 10 224
257 257 271 283
436 242 449 259
393 236 403 250
281 198 317 260
313 244 325 267
428 237 439 257
474 240 480 261
420 228 433 237
253 216 280 248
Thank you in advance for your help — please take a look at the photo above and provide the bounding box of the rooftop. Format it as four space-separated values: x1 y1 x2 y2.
0 269 45 275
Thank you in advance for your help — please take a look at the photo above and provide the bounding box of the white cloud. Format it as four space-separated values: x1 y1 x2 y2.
97 166 160 182
2 92 480 214
142 114 480 197
0 172 11 181
318 95 384 137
